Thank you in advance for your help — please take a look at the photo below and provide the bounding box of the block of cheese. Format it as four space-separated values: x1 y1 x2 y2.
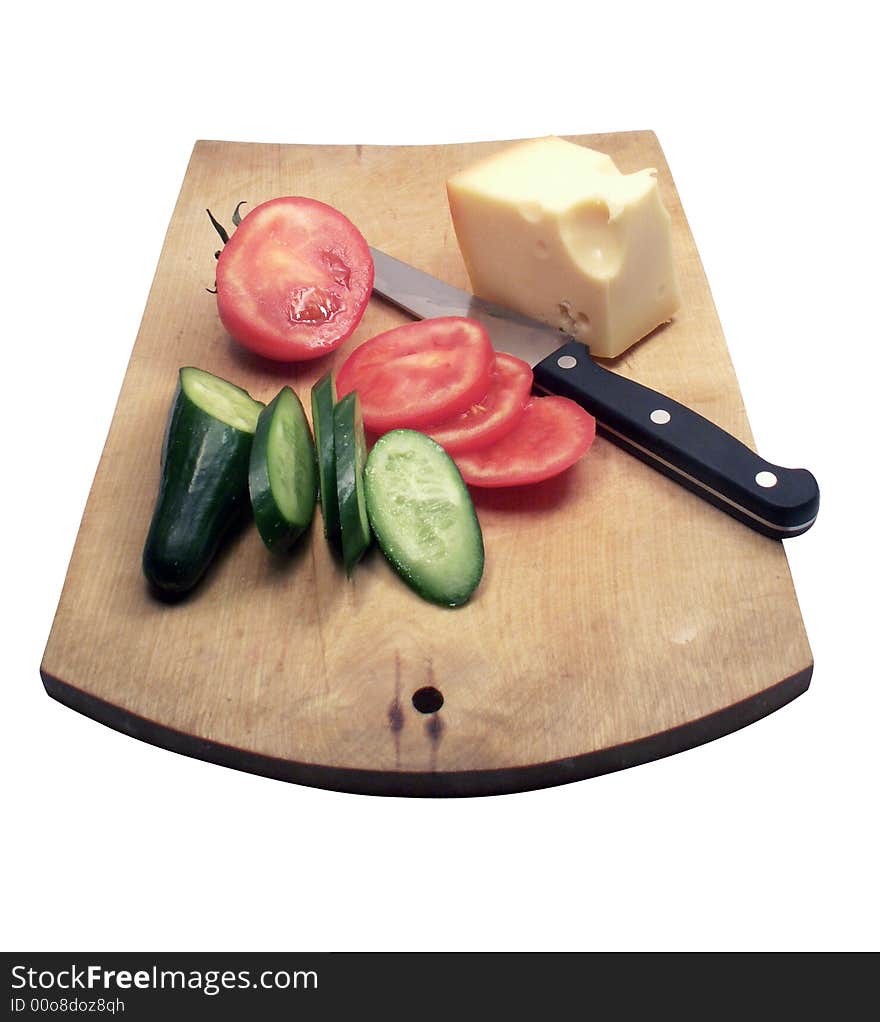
446 136 681 359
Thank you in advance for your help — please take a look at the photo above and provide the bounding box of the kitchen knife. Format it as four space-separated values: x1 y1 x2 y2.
369 247 820 539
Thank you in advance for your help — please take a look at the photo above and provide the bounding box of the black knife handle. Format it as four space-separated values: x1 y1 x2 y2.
533 340 819 538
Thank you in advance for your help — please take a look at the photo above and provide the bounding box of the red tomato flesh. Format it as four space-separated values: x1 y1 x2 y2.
336 317 494 434
426 353 533 455
454 396 596 487
216 196 373 362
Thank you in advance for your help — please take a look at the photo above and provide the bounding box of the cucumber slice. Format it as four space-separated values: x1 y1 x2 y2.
249 386 317 553
143 367 264 597
310 371 340 546
333 391 371 574
364 429 484 606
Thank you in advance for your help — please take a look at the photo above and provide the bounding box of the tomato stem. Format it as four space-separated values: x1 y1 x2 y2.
205 202 247 293
205 207 230 246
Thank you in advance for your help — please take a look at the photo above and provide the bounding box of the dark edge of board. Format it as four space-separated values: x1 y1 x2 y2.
40 664 811 798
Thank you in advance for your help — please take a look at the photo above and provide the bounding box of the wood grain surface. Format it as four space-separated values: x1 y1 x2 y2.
40 133 813 796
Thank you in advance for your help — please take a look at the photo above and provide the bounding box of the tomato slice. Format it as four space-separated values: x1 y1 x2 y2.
454 396 596 487
216 196 373 362
426 353 533 454
335 317 494 434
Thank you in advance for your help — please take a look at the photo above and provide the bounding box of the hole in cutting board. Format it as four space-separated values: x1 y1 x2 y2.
412 686 444 714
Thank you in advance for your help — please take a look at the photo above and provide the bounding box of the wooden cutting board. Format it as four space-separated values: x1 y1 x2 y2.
40 133 813 796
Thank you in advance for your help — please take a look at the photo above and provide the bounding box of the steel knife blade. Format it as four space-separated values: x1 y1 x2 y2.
369 247 819 539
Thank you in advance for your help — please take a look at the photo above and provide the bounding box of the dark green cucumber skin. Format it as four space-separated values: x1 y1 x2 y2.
143 380 257 596
310 372 340 547
365 430 484 607
249 388 317 554
333 392 371 575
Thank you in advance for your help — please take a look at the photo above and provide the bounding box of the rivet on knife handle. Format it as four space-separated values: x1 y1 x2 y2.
532 341 820 539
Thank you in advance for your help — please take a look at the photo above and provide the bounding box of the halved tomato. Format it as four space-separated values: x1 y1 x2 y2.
426 353 533 455
335 317 494 434
216 197 373 362
454 396 596 487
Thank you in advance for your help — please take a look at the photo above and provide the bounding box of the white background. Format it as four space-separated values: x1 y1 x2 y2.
4 1 877 952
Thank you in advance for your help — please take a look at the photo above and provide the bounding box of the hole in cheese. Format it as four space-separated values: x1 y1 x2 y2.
559 199 624 280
